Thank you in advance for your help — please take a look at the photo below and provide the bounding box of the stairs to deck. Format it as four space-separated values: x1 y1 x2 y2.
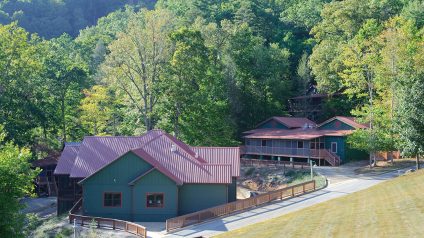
320 149 340 166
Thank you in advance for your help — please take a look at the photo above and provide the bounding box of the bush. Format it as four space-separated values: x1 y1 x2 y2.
245 167 255 176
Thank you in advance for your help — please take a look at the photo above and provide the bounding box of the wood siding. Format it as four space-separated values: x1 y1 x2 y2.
258 119 289 129
178 184 228 215
82 152 153 221
319 119 355 130
82 152 234 221
324 136 346 161
132 169 177 221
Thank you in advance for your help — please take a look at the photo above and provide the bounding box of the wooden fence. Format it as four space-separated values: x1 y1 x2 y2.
68 198 147 238
240 158 310 169
166 180 316 232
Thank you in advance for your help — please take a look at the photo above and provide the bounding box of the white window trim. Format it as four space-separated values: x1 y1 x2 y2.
331 142 338 153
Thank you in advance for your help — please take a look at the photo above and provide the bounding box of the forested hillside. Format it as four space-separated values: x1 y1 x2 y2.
0 0 156 38
0 0 423 162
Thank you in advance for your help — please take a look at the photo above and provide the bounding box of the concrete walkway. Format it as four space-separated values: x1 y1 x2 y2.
164 167 411 238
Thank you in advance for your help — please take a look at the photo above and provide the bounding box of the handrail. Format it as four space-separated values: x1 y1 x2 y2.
240 158 310 169
68 198 147 238
166 180 316 232
243 146 340 165
69 198 82 215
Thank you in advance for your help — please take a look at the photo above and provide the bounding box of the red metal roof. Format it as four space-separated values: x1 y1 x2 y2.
68 130 239 185
244 128 354 140
54 143 80 175
130 133 233 184
69 131 162 178
255 117 316 129
191 147 240 177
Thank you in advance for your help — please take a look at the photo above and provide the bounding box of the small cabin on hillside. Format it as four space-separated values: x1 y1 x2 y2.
32 155 59 197
54 130 239 222
242 116 369 166
54 142 82 214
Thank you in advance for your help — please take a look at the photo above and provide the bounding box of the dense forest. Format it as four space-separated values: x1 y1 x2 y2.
0 0 423 158
0 0 156 38
1 0 424 236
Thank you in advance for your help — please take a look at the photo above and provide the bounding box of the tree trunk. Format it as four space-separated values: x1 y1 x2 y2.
416 154 420 170
61 98 66 143
370 152 375 169
174 102 180 138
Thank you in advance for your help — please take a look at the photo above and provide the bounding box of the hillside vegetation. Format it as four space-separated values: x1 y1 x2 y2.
215 169 424 238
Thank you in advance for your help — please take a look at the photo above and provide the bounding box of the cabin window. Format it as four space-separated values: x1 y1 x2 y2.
104 192 121 207
331 142 338 153
320 143 325 149
262 140 272 147
146 193 164 208
310 143 316 149
297 141 304 149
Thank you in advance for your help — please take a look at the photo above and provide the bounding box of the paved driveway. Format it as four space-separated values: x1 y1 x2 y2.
314 160 368 184
164 166 411 238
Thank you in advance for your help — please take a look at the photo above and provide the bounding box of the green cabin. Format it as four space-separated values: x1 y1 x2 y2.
242 116 369 166
55 130 239 222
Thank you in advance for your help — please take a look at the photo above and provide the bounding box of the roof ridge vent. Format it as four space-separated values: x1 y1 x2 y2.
171 144 177 152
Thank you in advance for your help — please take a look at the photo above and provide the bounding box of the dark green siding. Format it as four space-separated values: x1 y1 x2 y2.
345 146 369 162
82 152 153 220
259 119 288 129
319 119 355 130
324 136 346 161
178 184 228 215
81 151 234 221
228 177 237 202
132 170 177 221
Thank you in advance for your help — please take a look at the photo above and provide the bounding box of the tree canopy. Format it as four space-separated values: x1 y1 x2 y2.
1 0 424 233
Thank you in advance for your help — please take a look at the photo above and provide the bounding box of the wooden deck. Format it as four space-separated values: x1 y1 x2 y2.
241 146 340 166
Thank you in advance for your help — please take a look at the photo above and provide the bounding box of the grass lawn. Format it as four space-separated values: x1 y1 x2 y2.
215 169 424 238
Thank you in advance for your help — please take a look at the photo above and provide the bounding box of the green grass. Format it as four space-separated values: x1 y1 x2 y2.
215 169 424 238
30 214 71 238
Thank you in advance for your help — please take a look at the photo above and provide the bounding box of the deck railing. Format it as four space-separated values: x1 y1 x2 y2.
165 180 316 232
244 146 313 157
240 158 310 169
243 146 340 166
68 198 147 238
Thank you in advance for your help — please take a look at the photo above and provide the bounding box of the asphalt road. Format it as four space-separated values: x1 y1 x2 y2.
164 167 410 238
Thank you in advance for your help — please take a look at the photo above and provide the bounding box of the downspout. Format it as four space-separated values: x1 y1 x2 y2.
176 186 179 215
130 185 134 222
226 184 229 203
